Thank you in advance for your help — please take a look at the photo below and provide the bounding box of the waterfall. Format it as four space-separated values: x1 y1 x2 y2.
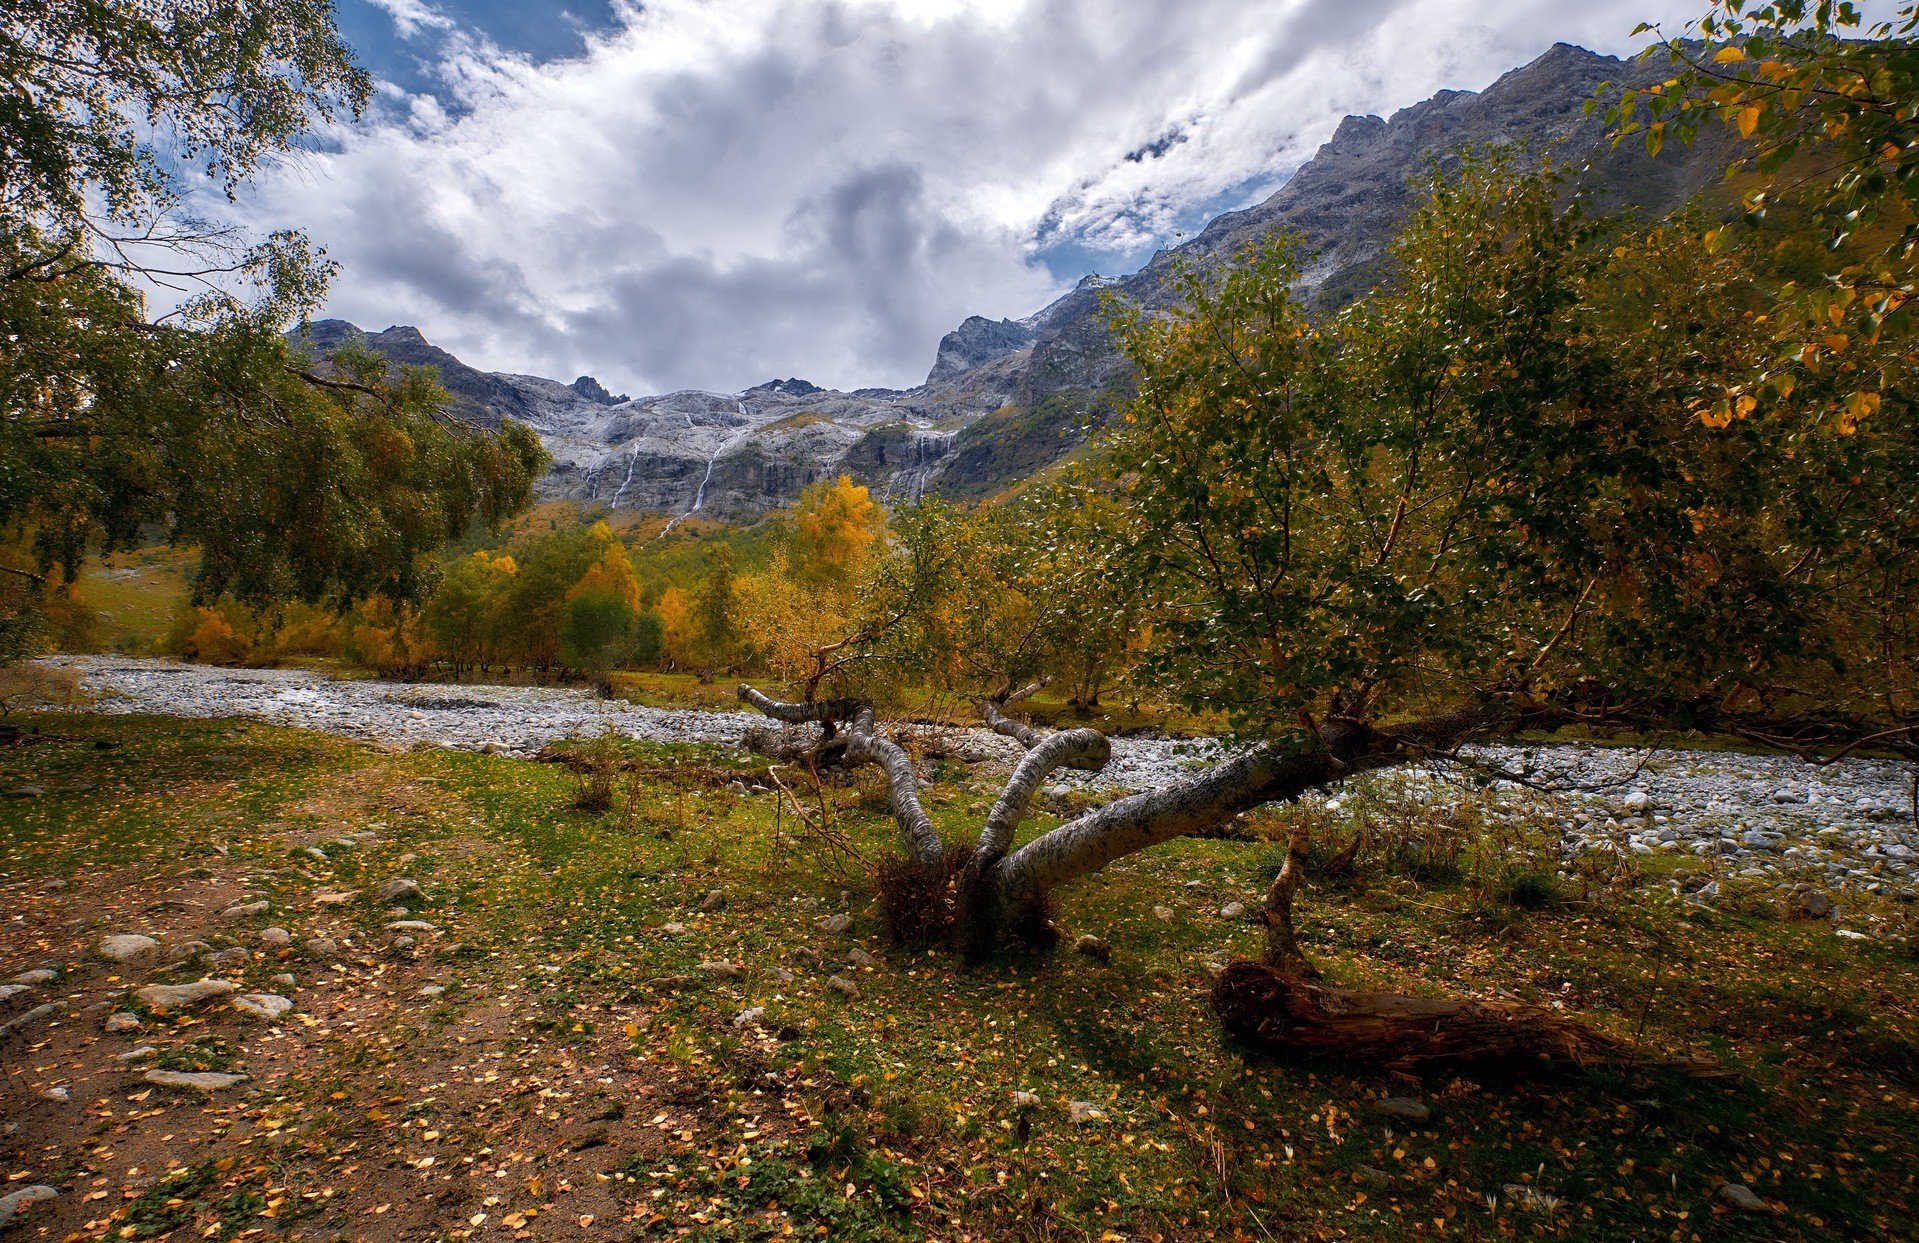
607 447 642 509
652 402 752 541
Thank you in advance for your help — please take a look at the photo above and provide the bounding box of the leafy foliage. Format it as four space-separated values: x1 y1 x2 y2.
1103 151 1917 740
0 1 544 656
1607 1 1919 419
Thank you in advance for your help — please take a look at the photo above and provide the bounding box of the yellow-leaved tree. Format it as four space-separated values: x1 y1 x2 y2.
792 475 883 586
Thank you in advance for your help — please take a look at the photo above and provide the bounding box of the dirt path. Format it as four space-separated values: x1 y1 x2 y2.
0 762 808 1242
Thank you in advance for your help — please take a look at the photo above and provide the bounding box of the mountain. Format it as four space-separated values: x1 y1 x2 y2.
298 43 1734 523
951 41 1737 492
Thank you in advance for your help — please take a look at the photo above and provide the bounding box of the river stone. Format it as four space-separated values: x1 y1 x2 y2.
231 993 293 1020
98 934 160 962
312 891 359 906
1067 1101 1107 1124
1374 1097 1431 1121
0 984 30 1003
391 935 417 951
815 913 854 934
304 938 342 959
1219 901 1246 919
40 1086 69 1102
116 1045 158 1063
733 1006 766 1030
764 966 795 985
699 888 726 911
376 877 424 904
223 901 270 918
1500 1184 1564 1213
143 1069 248 1091
847 948 878 968
11 967 56 986
134 978 238 1011
660 922 688 935
1717 1183 1769 1212
1012 1091 1041 1110
0 1185 57 1228
258 927 292 948
271 973 297 988
1152 905 1175 922
105 1011 141 1034
1074 935 1112 963
824 974 860 999
0 1000 66 1038
207 946 251 968
165 940 210 963
386 920 439 934
699 960 743 978
7 785 43 798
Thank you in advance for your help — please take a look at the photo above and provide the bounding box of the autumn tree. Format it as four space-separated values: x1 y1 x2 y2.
423 551 518 676
1610 0 1919 428
0 1 545 655
791 474 884 586
741 152 1915 1063
563 534 644 691
691 542 739 680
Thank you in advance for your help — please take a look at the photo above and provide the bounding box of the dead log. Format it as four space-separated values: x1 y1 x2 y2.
1211 960 1628 1071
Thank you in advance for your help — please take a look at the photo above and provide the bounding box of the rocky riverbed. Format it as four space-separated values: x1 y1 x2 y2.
38 656 1919 903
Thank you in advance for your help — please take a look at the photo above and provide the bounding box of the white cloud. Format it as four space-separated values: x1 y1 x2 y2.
230 0 1706 394
366 0 455 39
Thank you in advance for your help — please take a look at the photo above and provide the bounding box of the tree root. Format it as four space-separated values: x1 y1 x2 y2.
876 845 973 947
1211 961 1635 1072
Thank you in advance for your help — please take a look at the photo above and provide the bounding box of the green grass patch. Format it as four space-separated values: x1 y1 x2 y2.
4 711 1916 1240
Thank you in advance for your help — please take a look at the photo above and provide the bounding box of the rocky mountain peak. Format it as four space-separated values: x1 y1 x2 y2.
569 375 628 405
749 378 825 397
305 42 1737 522
926 316 1039 384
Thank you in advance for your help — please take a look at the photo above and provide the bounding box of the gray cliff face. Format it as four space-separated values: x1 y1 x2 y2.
300 318 1025 524
307 44 1731 521
927 316 1039 384
997 43 1734 446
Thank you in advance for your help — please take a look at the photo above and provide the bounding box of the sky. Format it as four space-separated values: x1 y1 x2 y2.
223 0 1711 395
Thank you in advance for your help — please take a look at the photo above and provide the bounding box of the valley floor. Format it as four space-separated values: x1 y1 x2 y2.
0 713 1916 1241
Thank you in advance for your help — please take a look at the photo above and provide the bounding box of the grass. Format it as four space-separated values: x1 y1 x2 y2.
2 713 1917 1241
72 546 197 653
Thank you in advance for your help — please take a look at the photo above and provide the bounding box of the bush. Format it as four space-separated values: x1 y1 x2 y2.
570 729 622 812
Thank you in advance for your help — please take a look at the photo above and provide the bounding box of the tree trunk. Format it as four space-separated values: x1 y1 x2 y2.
738 687 943 867
980 722 1376 931
1261 819 1317 976
1210 961 1629 1071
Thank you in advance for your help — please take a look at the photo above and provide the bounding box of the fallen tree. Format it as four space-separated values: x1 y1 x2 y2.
729 154 1916 1070
741 684 1491 956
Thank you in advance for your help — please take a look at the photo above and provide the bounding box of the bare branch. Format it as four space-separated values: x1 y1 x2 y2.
981 697 1047 750
739 685 943 866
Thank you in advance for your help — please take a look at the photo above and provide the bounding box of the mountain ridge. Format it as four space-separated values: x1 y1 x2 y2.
298 42 1732 521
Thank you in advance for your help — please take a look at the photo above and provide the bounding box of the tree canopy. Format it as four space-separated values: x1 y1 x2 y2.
1102 151 1915 747
0 1 545 654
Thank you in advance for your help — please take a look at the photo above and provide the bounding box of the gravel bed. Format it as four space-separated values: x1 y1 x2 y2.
41 656 1919 902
